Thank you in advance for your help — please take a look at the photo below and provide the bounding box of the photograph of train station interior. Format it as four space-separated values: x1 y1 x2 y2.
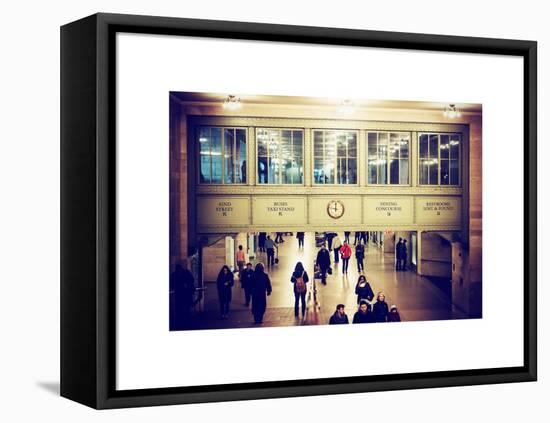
169 92 482 331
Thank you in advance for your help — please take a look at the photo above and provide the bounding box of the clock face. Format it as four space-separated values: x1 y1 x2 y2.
327 200 345 219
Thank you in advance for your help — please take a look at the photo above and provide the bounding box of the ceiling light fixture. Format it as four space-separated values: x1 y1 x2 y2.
443 104 461 118
222 95 242 111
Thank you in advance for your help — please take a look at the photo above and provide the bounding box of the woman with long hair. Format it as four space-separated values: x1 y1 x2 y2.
251 262 272 324
354 274 374 304
216 265 234 318
290 261 309 318
373 291 390 322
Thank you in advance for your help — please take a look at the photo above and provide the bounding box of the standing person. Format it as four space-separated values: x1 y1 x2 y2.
361 231 368 244
258 232 267 252
329 304 349 324
355 240 365 273
216 265 234 318
169 263 195 328
240 262 254 307
275 232 284 243
340 241 352 274
236 244 246 276
291 262 309 318
401 240 408 271
332 234 342 263
251 262 272 324
316 244 331 285
395 238 403 271
344 231 351 244
352 300 375 324
296 232 305 250
265 235 277 267
354 231 361 245
354 275 374 305
326 232 336 251
373 291 389 322
388 304 401 322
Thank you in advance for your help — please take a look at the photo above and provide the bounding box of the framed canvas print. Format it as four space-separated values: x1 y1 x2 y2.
60 13 537 409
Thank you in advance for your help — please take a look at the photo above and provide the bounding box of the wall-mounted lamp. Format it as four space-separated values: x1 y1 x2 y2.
443 104 461 118
222 95 242 111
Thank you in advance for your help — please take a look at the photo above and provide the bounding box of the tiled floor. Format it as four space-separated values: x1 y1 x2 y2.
176 232 468 331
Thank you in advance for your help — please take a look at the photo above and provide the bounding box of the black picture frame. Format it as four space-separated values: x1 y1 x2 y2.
60 12 537 409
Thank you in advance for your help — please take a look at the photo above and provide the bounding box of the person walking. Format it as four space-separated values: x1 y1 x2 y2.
344 231 351 244
265 235 277 267
401 240 408 271
388 304 401 322
275 232 284 243
352 300 375 324
326 232 336 251
216 265 234 318
354 231 361 245
251 262 272 324
340 241 352 274
354 275 374 305
290 262 309 318
296 232 305 250
373 291 390 322
329 304 349 324
395 238 403 271
361 231 368 244
258 232 267 252
236 244 246 276
355 240 365 273
240 262 254 307
332 234 342 263
169 263 195 329
316 244 331 284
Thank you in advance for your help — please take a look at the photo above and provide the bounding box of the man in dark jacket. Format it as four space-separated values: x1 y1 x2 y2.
169 264 195 329
395 238 403 271
401 240 408 271
316 244 331 284
251 263 272 324
352 301 375 324
240 262 254 307
355 241 365 272
329 304 349 324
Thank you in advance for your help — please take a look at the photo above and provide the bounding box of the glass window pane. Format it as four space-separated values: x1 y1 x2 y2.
400 134 409 158
347 133 357 157
429 134 438 158
224 129 234 183
440 159 450 185
347 158 357 184
257 129 268 156
198 127 211 183
337 157 347 184
390 158 399 184
258 156 268 183
313 131 323 155
450 134 460 159
419 158 429 184
210 128 222 183
236 129 246 183
268 157 280 184
399 159 409 185
428 160 438 185
315 157 334 184
379 156 387 184
390 133 400 159
450 159 459 185
337 134 347 157
419 134 428 158
292 131 303 157
368 133 378 157
440 134 450 159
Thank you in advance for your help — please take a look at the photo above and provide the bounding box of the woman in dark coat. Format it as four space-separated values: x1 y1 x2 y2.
355 275 374 304
373 291 389 322
216 265 234 318
251 262 272 324
290 261 309 318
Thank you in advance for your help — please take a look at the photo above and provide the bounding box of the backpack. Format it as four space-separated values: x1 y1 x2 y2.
295 272 307 293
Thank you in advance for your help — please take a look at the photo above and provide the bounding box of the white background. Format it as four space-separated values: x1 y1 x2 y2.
117 34 523 389
0 0 547 421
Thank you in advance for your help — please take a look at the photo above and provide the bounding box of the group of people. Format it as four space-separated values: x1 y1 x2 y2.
329 291 401 324
314 238 366 284
395 237 408 271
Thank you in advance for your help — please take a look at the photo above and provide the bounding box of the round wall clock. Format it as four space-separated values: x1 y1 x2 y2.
327 200 345 219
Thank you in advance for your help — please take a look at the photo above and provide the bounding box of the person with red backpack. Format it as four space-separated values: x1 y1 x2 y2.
290 261 309 318
339 241 352 274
